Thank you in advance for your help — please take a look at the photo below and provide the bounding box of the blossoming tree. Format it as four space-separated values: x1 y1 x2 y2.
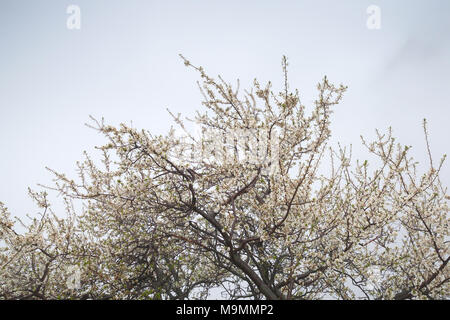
0 57 448 300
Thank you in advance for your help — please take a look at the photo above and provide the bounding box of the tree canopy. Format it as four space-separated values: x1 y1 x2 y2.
0 56 448 300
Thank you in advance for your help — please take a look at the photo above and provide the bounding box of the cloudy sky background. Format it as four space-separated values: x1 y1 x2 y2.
1 0 449 220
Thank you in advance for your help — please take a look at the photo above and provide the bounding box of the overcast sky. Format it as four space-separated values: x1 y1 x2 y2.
1 0 449 219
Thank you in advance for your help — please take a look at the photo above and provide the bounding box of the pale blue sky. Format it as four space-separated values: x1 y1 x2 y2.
1 0 449 218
